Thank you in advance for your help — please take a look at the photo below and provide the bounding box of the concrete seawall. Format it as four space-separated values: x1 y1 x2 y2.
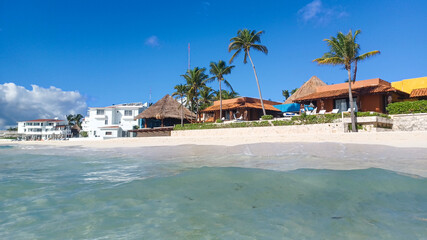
172 123 344 137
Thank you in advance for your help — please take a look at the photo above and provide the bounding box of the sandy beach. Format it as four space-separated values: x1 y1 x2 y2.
2 129 427 149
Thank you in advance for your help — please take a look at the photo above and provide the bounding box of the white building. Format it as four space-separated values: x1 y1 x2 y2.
17 119 71 140
82 102 147 138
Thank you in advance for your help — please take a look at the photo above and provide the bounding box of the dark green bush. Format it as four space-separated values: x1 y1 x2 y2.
386 100 427 114
173 121 271 130
216 119 223 123
261 115 274 120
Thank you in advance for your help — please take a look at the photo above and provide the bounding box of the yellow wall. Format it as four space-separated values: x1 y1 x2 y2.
391 77 427 94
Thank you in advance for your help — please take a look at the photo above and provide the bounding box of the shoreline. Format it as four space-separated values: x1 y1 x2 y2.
1 130 427 149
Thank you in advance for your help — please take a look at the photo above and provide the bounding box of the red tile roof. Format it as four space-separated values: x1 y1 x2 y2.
294 85 408 102
410 88 427 98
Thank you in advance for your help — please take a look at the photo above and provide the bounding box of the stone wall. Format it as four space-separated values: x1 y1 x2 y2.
390 113 427 131
172 123 345 138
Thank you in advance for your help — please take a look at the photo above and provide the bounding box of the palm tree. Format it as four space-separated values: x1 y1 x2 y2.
182 67 210 119
209 60 235 120
66 114 75 126
73 114 84 128
282 90 290 101
229 29 268 115
199 86 215 111
313 29 380 132
172 84 187 126
214 90 240 100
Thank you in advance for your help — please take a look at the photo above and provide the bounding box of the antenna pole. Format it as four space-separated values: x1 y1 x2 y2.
188 43 191 71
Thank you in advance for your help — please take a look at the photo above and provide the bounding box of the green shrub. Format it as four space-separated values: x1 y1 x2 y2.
80 131 88 137
216 119 223 123
261 115 274 120
173 121 271 130
386 100 427 114
272 120 294 126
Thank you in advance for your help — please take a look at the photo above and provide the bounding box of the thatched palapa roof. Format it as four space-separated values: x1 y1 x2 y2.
284 76 327 104
135 94 196 120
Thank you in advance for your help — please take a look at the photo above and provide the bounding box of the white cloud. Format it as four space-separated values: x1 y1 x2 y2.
298 0 348 25
0 83 87 129
145 35 160 47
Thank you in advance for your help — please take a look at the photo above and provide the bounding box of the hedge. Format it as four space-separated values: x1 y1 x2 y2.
386 100 427 114
174 121 271 130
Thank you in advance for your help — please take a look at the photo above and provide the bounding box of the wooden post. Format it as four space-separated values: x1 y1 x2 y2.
144 118 147 128
161 118 164 127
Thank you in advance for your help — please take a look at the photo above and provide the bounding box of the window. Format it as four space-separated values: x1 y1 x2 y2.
34 123 40 126
97 109 104 115
105 119 108 125
48 122 54 126
40 123 43 126
124 110 132 116
334 98 358 113
105 132 112 135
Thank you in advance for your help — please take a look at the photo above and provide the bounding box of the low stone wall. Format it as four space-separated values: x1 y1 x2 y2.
172 123 345 138
390 113 427 131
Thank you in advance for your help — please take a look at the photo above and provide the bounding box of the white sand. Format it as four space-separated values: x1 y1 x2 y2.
3 130 427 149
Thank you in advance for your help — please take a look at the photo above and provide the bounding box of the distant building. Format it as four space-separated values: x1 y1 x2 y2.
17 119 71 140
82 102 148 138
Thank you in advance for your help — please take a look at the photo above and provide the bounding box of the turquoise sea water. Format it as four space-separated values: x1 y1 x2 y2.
1 144 426 239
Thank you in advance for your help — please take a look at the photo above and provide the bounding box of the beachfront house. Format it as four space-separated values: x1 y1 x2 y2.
135 94 196 128
81 102 148 138
392 76 427 100
17 119 71 140
200 97 282 122
293 78 409 113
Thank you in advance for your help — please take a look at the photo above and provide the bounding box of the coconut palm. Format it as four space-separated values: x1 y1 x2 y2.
172 84 188 126
214 90 240 100
229 29 268 115
73 114 84 128
209 60 235 120
282 90 290 101
182 67 210 119
199 86 215 111
313 29 380 132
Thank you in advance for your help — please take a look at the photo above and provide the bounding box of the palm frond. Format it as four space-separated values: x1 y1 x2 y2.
356 50 380 61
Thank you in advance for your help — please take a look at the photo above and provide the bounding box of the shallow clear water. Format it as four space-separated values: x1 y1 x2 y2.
1 144 426 239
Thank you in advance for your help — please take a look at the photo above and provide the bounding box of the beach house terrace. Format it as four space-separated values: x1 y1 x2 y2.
201 97 282 121
293 78 409 113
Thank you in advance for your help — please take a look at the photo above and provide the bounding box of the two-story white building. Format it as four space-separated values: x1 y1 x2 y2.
81 102 147 138
17 119 71 140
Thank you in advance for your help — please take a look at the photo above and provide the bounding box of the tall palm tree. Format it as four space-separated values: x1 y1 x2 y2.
199 86 215 111
182 67 210 120
209 60 235 120
172 84 187 126
229 29 268 115
313 29 380 132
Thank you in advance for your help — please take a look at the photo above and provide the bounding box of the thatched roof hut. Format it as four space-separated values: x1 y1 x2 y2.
135 94 196 123
284 76 327 104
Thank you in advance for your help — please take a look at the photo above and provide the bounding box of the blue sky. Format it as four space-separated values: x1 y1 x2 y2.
0 0 426 126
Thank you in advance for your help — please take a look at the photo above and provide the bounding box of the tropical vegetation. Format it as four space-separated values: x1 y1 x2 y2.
172 84 187 126
66 114 84 128
386 100 427 114
229 29 268 115
313 29 380 132
208 60 234 120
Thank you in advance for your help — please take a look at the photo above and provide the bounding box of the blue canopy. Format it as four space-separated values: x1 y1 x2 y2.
273 103 301 113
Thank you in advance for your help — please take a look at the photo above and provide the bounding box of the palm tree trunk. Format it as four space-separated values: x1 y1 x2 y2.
180 96 184 127
247 50 266 116
219 80 222 120
348 68 357 132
